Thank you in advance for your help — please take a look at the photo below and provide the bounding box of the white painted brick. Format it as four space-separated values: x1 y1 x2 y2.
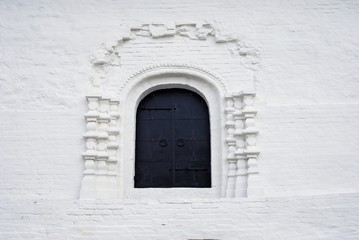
1 0 359 239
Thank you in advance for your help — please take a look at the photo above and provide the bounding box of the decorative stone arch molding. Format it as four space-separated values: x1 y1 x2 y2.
88 23 259 95
80 23 261 200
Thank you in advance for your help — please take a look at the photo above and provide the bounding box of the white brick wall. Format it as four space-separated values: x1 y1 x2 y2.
0 0 359 239
0 195 358 240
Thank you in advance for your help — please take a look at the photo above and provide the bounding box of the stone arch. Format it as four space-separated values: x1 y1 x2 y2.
119 66 227 199
80 23 261 200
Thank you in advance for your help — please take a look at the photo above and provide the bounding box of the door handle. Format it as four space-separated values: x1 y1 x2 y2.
159 139 168 147
176 139 185 147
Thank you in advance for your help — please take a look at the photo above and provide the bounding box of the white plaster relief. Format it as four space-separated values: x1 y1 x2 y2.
81 96 120 199
81 65 261 199
88 23 259 95
81 23 261 199
225 92 262 198
123 63 228 92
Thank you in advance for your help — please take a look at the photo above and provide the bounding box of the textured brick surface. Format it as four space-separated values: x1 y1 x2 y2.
0 0 359 239
0 194 358 240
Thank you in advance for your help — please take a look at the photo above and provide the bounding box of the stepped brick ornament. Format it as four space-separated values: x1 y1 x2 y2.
80 23 261 199
88 23 259 95
225 92 261 197
81 96 120 199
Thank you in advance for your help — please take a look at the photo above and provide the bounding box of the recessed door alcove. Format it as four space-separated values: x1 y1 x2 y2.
135 88 211 188
81 64 260 200
121 72 224 199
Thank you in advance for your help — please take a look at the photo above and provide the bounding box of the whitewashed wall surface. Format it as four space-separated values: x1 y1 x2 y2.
1 0 359 239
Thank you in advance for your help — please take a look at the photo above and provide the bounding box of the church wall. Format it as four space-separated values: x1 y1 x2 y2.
1 0 359 239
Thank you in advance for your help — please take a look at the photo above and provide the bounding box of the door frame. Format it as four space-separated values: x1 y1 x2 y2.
120 67 226 199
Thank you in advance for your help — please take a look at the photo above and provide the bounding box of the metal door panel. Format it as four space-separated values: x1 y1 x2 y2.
139 107 172 120
149 108 172 120
150 119 172 140
135 88 211 188
135 162 171 188
191 141 211 161
135 165 150 187
175 140 194 162
174 119 193 140
174 138 210 162
151 141 172 162
190 99 209 119
189 161 210 170
150 162 172 187
136 119 152 141
174 119 210 141
136 119 172 141
135 141 152 162
174 103 192 119
151 92 172 108
137 108 152 119
192 120 210 140
194 171 211 187
173 92 192 119
174 170 195 187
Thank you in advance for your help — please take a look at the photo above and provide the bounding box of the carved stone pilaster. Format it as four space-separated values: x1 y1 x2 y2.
84 23 260 199
241 93 262 197
233 93 247 198
225 95 237 197
225 92 260 198
106 99 120 198
81 96 100 199
80 96 120 199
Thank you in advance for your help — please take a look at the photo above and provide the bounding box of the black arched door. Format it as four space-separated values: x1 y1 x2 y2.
135 88 211 188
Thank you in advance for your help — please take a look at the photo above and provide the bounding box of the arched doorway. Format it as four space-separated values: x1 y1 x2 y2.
135 88 211 188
